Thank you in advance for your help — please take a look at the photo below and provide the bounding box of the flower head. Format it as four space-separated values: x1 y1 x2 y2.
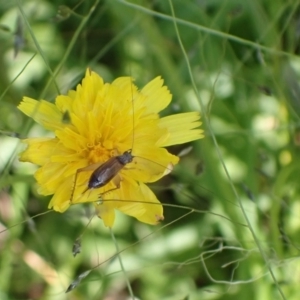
18 69 204 227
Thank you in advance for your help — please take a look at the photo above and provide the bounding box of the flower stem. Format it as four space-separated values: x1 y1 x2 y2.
110 228 135 300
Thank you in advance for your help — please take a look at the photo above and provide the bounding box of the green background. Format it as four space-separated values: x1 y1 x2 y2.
0 0 300 299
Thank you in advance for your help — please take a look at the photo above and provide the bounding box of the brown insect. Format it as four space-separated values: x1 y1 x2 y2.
69 149 134 203
87 150 133 189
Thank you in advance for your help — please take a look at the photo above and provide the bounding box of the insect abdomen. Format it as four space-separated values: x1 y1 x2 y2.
87 150 134 189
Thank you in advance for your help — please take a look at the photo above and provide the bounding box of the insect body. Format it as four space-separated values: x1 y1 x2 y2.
88 150 133 189
69 149 134 203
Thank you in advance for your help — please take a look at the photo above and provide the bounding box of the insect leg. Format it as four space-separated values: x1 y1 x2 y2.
70 162 103 203
96 174 122 205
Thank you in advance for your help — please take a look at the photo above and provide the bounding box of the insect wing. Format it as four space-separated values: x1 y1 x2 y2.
88 157 124 189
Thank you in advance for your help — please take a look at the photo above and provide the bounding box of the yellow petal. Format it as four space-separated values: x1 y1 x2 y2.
55 95 73 113
127 147 179 183
94 178 163 227
141 77 172 114
94 202 116 228
158 112 204 147
111 77 138 100
55 127 87 152
20 138 60 165
35 162 70 195
18 97 64 131
118 180 163 225
48 178 72 212
71 70 105 120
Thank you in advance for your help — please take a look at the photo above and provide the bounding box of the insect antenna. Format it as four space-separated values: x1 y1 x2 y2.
129 71 135 153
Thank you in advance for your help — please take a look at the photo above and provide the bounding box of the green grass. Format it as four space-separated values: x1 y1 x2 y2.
1 0 300 299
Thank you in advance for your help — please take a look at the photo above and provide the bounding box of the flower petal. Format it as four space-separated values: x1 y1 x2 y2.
117 180 163 225
141 77 172 114
55 95 73 113
71 69 105 120
18 97 64 131
158 112 204 146
94 178 163 227
126 147 178 182
19 138 59 165
55 127 87 152
48 178 72 212
94 202 116 228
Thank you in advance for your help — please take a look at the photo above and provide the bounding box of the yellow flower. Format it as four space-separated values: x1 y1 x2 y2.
18 69 204 227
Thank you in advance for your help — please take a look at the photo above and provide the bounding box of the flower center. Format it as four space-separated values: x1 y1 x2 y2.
88 144 111 164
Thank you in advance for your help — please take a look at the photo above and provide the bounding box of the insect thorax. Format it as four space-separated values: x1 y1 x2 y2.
117 150 133 165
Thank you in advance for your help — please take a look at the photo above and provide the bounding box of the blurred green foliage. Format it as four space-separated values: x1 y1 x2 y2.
1 0 300 299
